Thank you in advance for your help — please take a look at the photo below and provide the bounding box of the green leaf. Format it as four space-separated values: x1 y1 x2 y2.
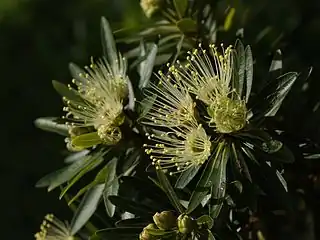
94 227 141 240
125 78 135 111
34 117 69 136
137 94 157 121
71 132 103 149
67 157 115 205
245 46 253 102
208 230 216 240
196 215 214 229
209 146 229 218
234 40 245 97
264 144 295 163
269 49 282 78
70 183 105 235
69 62 86 84
115 218 149 227
101 17 117 69
52 80 82 102
36 155 88 191
175 165 201 189
103 158 119 217
224 8 236 31
173 0 188 18
176 18 197 33
108 196 155 217
60 151 106 198
265 72 298 117
64 150 90 164
156 168 184 213
139 43 158 89
187 142 225 214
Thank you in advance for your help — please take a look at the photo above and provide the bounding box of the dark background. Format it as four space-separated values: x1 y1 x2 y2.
1 0 320 239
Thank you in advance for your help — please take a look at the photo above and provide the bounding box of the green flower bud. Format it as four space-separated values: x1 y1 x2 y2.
177 214 196 234
140 224 159 240
153 211 177 230
140 0 163 18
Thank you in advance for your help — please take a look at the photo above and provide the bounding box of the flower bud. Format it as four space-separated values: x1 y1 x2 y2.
140 224 159 240
153 211 176 230
140 0 163 18
177 214 196 234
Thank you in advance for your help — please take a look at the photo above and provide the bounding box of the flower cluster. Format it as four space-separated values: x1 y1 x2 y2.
143 43 248 173
62 55 128 149
35 214 75 240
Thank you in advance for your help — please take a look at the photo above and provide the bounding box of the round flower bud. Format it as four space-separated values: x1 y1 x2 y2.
153 211 176 230
177 214 196 234
140 224 159 240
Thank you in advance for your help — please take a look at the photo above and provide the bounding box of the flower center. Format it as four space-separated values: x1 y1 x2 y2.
208 96 247 133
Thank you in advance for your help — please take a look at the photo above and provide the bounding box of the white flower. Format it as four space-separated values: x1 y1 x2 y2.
144 123 211 174
168 44 247 133
35 214 75 240
142 70 196 127
62 57 128 143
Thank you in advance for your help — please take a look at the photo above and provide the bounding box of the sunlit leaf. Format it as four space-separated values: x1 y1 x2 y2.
34 117 69 136
70 183 105 234
245 46 253 102
139 43 158 89
52 80 82 102
36 155 88 191
101 17 117 69
103 158 119 217
71 132 103 149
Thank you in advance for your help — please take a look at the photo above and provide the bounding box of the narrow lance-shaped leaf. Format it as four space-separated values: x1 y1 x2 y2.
69 62 87 84
71 132 103 149
173 0 188 18
265 72 298 117
209 146 229 218
156 168 184 213
34 117 69 136
94 227 141 240
234 40 245 97
245 46 253 102
269 49 282 79
67 157 116 205
52 80 82 102
70 183 105 235
187 142 224 214
175 165 201 189
103 158 119 217
64 150 90 164
101 17 117 70
124 78 135 111
108 196 155 217
59 150 106 199
36 155 88 191
139 43 158 89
